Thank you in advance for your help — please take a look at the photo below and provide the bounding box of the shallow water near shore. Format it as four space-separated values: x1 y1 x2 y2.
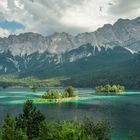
0 87 140 139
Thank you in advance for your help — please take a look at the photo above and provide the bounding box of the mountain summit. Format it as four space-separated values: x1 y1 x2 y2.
0 17 140 57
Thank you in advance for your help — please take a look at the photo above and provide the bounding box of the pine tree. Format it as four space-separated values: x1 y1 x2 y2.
16 100 45 140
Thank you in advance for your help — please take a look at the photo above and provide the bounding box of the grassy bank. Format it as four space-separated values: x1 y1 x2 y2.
0 75 68 88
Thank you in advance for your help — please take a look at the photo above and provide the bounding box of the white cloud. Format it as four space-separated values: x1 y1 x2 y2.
0 0 140 37
108 0 140 19
60 0 112 31
0 28 11 38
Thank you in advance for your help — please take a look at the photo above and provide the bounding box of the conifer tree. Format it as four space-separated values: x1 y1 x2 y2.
16 100 45 140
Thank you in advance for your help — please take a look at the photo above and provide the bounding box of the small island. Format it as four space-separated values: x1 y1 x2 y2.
95 84 125 95
34 86 78 103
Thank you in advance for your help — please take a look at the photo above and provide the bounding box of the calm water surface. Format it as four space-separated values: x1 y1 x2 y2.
0 87 140 139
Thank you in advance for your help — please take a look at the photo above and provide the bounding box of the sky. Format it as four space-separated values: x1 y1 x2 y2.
0 0 140 37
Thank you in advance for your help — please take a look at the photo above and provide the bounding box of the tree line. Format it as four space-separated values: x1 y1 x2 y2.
96 84 125 93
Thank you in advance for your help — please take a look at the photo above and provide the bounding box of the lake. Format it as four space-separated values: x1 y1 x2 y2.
0 87 140 139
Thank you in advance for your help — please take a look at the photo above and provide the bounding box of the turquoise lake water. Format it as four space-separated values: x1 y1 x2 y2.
0 87 140 139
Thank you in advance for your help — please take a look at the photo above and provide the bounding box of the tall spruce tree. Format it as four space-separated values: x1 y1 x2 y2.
16 100 45 140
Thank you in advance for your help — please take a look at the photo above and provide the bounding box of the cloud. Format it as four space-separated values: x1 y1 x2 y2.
0 28 11 38
60 0 112 31
108 0 140 18
0 0 139 37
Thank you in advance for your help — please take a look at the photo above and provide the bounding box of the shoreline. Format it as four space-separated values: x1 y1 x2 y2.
33 96 79 103
95 92 124 96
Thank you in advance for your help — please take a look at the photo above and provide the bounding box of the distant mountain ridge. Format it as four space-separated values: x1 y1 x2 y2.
0 16 140 56
0 17 140 88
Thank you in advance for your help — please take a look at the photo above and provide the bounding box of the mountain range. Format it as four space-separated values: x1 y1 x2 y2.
0 17 140 88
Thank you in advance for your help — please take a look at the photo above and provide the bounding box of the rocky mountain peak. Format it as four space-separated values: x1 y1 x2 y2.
0 17 139 56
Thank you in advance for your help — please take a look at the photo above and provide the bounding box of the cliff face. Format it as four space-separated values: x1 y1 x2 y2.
0 17 139 75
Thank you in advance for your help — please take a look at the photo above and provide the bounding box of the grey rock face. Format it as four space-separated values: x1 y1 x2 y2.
0 17 139 74
0 17 140 56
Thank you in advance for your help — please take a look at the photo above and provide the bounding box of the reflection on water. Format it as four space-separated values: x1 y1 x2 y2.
0 87 140 139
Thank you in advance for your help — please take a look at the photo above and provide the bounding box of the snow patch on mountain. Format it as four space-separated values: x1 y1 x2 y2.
125 47 137 54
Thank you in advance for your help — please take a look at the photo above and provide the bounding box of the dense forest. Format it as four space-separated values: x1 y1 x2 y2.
19 49 140 89
0 72 140 90
0 49 139 89
0 52 140 89
63 70 140 89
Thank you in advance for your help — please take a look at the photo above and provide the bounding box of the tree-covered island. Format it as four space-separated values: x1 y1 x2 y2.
95 84 125 95
34 86 78 103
